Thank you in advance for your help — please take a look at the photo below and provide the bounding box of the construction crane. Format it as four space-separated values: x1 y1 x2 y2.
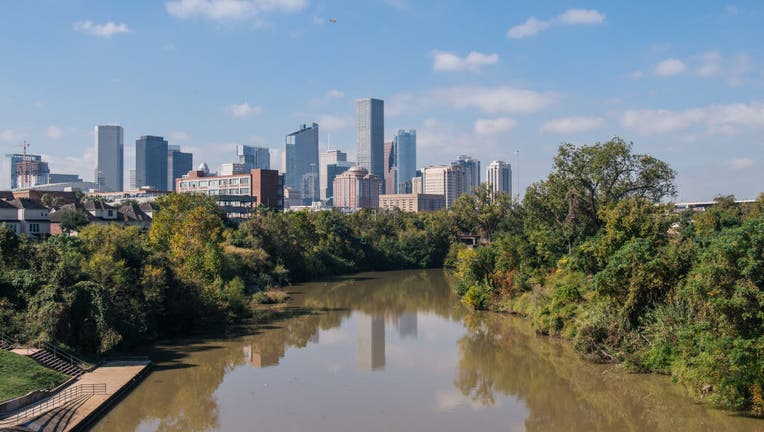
15 141 30 189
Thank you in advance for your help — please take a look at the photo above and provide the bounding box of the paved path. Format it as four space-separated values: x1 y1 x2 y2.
19 360 150 432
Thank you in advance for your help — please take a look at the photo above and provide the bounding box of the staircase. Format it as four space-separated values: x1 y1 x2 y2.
29 350 85 377
0 333 18 350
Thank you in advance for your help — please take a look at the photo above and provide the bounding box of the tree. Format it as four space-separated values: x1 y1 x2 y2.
453 184 513 242
40 194 62 209
523 138 676 261
59 208 90 233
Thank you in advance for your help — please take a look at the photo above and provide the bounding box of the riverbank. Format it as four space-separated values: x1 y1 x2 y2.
0 350 68 401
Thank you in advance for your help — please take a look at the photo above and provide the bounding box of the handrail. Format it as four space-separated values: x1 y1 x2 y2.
0 383 107 426
41 341 94 372
0 333 19 350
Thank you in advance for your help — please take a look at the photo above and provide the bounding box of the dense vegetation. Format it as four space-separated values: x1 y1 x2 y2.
450 138 764 415
0 193 457 356
0 350 69 400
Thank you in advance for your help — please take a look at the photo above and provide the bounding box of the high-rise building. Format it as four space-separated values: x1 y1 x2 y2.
486 160 512 195
219 163 249 176
422 164 465 208
49 174 81 184
285 123 319 205
383 141 396 195
333 166 382 210
135 135 169 190
236 145 270 170
2 153 50 189
393 129 416 194
453 155 480 195
167 145 193 192
356 98 384 181
320 149 352 201
95 125 124 192
176 168 284 217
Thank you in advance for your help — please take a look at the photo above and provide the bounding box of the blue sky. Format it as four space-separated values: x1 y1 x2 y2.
1 0 762 200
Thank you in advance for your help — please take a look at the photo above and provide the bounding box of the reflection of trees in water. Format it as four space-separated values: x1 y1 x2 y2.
96 270 458 431
455 313 758 432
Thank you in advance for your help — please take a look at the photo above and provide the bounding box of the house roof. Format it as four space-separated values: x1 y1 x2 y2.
0 191 14 200
8 198 48 210
0 200 17 209
83 200 116 211
118 203 151 222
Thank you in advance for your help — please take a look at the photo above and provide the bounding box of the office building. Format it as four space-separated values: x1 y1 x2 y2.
453 155 481 195
486 160 512 195
49 174 82 184
220 163 249 176
393 129 416 194
356 98 384 180
285 123 319 205
422 164 465 208
167 145 193 192
136 136 169 190
383 141 396 194
236 145 270 170
320 150 354 202
176 168 284 218
332 166 382 210
411 170 423 194
378 193 446 213
95 125 124 192
2 153 50 189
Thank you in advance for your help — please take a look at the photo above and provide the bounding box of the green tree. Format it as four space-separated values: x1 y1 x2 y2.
59 208 90 233
453 183 513 242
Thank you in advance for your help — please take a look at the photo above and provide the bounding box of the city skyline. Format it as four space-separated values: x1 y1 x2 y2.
0 2 763 201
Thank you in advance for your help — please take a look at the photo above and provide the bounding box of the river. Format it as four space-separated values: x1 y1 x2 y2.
91 269 762 431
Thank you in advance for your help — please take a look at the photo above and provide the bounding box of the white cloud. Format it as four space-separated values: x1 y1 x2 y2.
430 50 499 73
45 125 63 139
226 102 262 118
0 129 26 143
507 17 549 39
620 102 764 135
384 0 410 11
654 58 686 76
325 89 344 99
317 114 351 131
540 116 605 134
387 85 558 117
697 51 721 77
73 21 130 38
166 0 308 22
726 158 754 170
474 117 517 135
629 70 644 79
507 9 605 39
557 9 606 25
168 131 190 142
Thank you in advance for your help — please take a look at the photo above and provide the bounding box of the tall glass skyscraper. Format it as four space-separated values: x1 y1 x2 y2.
356 98 384 180
486 160 512 195
95 125 124 192
454 155 481 195
236 145 270 170
167 145 193 192
285 123 319 204
394 129 416 194
136 135 168 190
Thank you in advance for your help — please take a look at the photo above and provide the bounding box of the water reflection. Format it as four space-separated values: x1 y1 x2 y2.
91 269 762 432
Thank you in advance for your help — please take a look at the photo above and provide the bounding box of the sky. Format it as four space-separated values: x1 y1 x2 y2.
0 0 763 201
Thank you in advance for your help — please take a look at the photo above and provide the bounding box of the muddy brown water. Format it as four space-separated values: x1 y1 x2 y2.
91 269 762 431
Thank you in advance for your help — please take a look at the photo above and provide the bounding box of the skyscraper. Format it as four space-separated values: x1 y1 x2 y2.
2 153 50 189
383 141 395 194
167 145 193 192
135 135 168 190
486 160 512 195
453 155 481 195
356 98 384 180
393 129 416 194
422 164 466 208
95 125 124 192
236 145 270 170
285 123 319 205
319 149 354 202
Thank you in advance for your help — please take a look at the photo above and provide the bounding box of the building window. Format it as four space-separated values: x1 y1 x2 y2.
108 210 114 217
29 223 40 233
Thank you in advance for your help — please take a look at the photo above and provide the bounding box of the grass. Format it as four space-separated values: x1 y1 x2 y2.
0 350 69 401
251 289 290 305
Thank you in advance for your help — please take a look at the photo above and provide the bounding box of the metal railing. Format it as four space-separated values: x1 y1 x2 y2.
0 383 107 426
0 333 19 350
41 341 95 372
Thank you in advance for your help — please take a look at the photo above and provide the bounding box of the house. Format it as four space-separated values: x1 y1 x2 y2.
117 202 153 229
0 200 21 234
6 198 50 237
83 201 118 221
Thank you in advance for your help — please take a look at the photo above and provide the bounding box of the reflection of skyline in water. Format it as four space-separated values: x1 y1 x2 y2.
91 270 763 432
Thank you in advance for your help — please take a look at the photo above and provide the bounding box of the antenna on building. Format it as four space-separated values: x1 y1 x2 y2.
327 133 331 151
515 149 520 203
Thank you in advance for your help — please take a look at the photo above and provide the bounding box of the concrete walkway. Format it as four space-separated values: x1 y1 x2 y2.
18 360 150 432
